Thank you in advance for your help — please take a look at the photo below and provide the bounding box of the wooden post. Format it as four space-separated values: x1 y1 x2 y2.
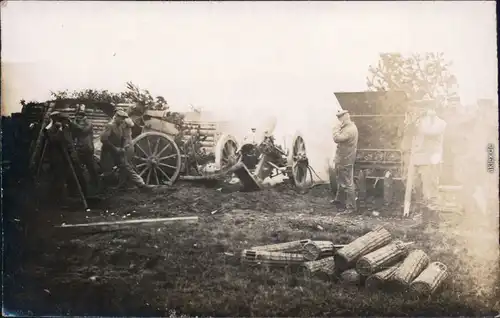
403 137 417 217
357 170 367 202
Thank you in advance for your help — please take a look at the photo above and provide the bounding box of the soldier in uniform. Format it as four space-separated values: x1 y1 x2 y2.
100 109 154 190
412 109 447 225
331 110 359 213
44 111 87 201
70 104 100 191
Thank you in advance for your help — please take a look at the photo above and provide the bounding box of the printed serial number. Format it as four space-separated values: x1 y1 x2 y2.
487 143 495 173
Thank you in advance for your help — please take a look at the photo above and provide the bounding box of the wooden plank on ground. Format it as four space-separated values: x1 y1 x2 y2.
56 216 199 228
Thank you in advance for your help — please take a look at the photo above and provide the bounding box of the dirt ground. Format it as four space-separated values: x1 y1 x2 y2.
4 180 499 317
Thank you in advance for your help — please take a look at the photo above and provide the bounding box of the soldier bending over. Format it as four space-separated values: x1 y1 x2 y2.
100 110 154 190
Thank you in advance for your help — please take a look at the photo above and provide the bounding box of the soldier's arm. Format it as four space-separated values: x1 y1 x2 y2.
45 127 57 141
333 128 353 143
100 123 119 152
123 126 133 149
71 119 93 135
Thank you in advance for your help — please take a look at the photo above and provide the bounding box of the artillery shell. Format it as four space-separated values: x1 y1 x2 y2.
303 241 336 261
410 262 448 296
393 249 430 286
339 269 364 286
356 240 409 276
365 261 402 291
302 256 336 279
251 239 312 253
241 249 305 266
335 226 392 271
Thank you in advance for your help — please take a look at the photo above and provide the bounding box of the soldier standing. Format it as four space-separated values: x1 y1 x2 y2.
100 110 154 190
331 110 359 213
70 104 100 192
412 109 447 225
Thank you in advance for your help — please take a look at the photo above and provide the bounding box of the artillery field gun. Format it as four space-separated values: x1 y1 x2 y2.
23 99 310 193
130 110 311 191
231 117 311 191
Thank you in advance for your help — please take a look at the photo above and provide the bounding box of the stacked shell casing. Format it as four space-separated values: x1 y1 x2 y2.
251 239 312 253
365 261 402 291
339 268 364 285
356 240 409 276
241 249 305 266
393 249 430 286
335 226 392 270
410 262 448 296
302 256 336 278
303 241 336 261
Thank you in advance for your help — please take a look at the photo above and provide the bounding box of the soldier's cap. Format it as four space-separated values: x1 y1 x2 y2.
50 111 69 119
115 109 129 118
336 109 349 117
49 111 61 118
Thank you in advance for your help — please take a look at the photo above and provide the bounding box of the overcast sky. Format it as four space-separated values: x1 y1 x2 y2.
1 1 496 179
2 1 496 114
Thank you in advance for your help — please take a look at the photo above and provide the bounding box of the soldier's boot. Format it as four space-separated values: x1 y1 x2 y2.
121 163 155 191
138 183 155 191
330 187 344 205
344 187 358 214
427 200 440 229
419 202 437 230
86 165 101 194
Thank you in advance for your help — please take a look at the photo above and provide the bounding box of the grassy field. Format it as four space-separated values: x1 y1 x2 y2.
4 182 499 317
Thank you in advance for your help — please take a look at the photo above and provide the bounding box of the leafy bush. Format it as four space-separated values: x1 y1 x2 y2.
49 82 214 167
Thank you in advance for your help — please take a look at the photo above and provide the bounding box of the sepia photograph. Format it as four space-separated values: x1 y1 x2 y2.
1 1 498 317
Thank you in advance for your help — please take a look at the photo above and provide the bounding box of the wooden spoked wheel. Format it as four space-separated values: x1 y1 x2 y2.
131 132 182 185
288 133 309 188
214 134 239 170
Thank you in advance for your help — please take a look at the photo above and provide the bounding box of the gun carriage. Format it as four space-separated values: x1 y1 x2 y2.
23 99 311 192
23 99 239 186
231 117 311 191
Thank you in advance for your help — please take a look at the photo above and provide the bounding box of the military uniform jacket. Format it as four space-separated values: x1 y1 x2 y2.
412 116 447 166
71 116 94 151
333 121 359 166
100 120 133 151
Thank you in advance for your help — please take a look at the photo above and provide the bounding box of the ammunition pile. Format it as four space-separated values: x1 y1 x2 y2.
241 226 449 297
